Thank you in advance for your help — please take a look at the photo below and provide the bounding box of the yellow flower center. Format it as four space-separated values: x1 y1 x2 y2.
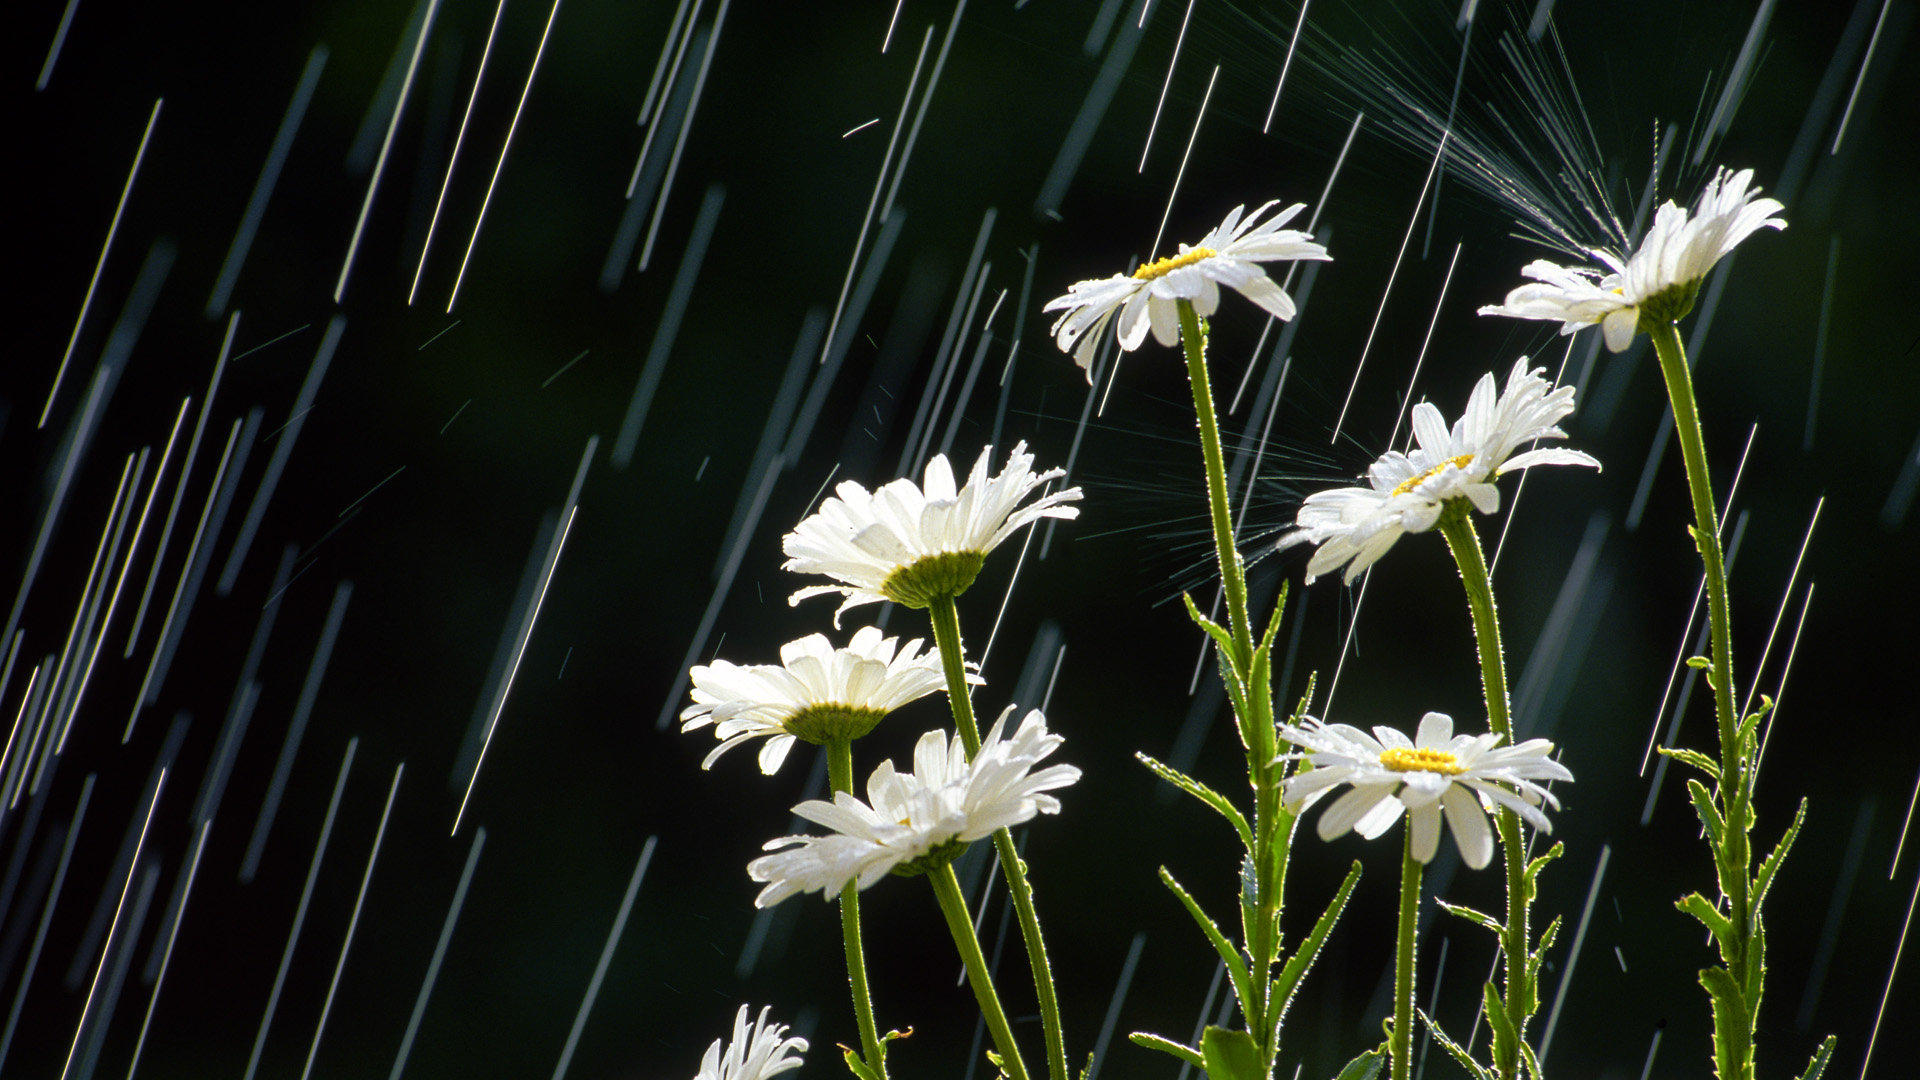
1133 247 1217 280
1390 454 1476 497
1380 746 1465 775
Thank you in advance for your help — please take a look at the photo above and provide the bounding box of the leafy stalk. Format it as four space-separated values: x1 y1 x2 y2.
1646 317 1771 1080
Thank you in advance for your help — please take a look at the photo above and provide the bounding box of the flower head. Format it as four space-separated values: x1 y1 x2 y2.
1276 712 1572 869
1479 167 1785 351
1042 201 1330 376
693 1005 808 1080
682 627 963 774
747 708 1080 907
1278 358 1598 584
782 442 1081 624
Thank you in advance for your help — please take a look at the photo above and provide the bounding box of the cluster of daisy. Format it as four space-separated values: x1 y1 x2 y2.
680 441 1082 898
661 161 1785 1078
1041 194 1604 865
1035 166 1786 866
671 438 1084 1077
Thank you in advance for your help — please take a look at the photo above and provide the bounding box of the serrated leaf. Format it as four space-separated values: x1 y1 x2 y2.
1700 966 1754 1080
1130 1032 1205 1070
1435 898 1503 936
1268 860 1363 1043
1288 673 1319 726
1527 915 1563 992
1658 745 1723 782
1332 1045 1387 1080
1139 752 1255 851
1160 867 1256 1012
1796 1035 1837 1080
1687 778 1727 844
1481 979 1519 1072
1185 594 1248 686
1523 842 1564 886
1418 1010 1495 1080
1200 1026 1262 1080
1678 892 1736 957
1755 798 1808 909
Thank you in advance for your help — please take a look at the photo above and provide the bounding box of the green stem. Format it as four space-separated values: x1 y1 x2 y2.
931 863 1033 1080
927 594 1070 1080
1176 299 1285 1055
829 740 887 1080
1436 506 1531 1080
1176 300 1255 669
1645 323 1743 805
1647 320 1753 1080
1392 831 1424 1080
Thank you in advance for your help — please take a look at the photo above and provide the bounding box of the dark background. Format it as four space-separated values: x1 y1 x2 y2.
3 1 1917 1077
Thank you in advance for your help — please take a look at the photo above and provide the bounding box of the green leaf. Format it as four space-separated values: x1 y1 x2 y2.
1523 842 1564 891
841 1047 880 1080
1527 915 1563 994
1481 979 1519 1073
1658 745 1722 782
1796 1035 1838 1080
1130 1032 1205 1070
1185 594 1247 683
1288 673 1319 725
1677 892 1736 958
1268 860 1363 1043
1755 798 1809 909
1159 867 1256 1012
1138 753 1255 851
1686 655 1712 670
1687 779 1727 844
1200 1026 1262 1080
1247 583 1286 697
1418 1010 1495 1080
1699 966 1754 1080
1434 898 1503 937
1331 1045 1386 1080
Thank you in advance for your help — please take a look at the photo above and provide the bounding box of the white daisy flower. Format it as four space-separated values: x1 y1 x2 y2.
682 627 965 774
1276 712 1572 870
1277 358 1598 584
1042 200 1331 376
1478 167 1786 351
782 442 1081 624
693 1004 808 1080
747 708 1080 908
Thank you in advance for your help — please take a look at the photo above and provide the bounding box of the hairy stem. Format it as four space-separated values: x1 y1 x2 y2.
1177 299 1285 1060
928 594 1070 1080
931 863 1033 1080
828 740 887 1080
1647 319 1753 1080
1392 831 1424 1080
1437 505 1532 1080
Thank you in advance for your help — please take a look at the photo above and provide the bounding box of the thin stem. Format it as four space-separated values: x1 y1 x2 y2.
1646 323 1742 798
927 594 1070 1080
1176 300 1254 668
1436 505 1530 1080
928 596 982 753
1392 830 1424 1080
1176 298 1285 1057
930 863 1033 1080
828 740 887 1080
